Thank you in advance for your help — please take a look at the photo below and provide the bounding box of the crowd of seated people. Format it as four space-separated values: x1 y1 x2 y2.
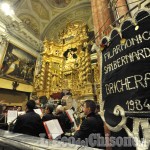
0 99 105 149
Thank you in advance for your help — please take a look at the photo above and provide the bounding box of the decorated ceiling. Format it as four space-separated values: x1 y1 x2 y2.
4 0 93 41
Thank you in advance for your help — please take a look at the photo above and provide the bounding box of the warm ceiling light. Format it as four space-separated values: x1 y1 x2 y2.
1 2 14 16
1 3 10 13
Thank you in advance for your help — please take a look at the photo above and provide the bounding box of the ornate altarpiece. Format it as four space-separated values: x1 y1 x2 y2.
34 23 99 99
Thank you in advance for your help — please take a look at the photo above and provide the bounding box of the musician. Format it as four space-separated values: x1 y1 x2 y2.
42 104 56 121
73 100 105 148
13 100 43 137
55 105 65 132
41 104 56 138
17 106 22 112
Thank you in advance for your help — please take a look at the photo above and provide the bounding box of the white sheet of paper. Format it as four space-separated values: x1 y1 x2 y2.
44 119 63 139
66 109 77 129
66 109 74 122
7 110 18 124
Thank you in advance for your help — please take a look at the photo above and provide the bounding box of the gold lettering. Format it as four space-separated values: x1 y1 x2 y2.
143 48 150 58
134 75 146 88
144 73 150 87
137 49 145 59
142 31 150 41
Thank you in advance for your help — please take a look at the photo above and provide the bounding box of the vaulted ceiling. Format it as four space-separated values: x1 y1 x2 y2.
5 0 93 41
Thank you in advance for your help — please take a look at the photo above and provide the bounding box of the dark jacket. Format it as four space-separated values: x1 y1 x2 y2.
13 110 43 137
74 112 105 148
0 114 7 130
42 113 56 122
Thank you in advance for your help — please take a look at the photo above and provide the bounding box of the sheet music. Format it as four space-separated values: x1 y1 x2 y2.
66 109 77 128
7 110 18 124
66 109 74 122
44 119 63 139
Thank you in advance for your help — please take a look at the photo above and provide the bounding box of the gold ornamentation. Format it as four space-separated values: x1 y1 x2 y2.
34 22 97 99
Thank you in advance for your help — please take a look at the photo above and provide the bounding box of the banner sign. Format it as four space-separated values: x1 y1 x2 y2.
101 9 150 127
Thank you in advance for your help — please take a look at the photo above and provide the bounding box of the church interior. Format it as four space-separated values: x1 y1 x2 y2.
0 0 99 108
0 0 149 150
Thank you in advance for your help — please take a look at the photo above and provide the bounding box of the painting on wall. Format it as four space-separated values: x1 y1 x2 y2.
0 43 36 84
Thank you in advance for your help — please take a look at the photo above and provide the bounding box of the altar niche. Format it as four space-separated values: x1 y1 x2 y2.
34 22 95 99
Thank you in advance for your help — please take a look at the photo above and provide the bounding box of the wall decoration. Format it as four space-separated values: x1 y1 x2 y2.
0 43 36 84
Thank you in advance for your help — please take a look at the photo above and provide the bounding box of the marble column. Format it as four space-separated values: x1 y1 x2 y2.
91 0 112 45
90 1 113 150
116 0 129 17
91 0 99 45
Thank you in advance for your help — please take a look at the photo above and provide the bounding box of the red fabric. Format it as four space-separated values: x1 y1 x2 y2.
50 92 62 99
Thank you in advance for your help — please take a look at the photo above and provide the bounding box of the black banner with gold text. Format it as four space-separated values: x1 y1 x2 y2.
102 10 150 127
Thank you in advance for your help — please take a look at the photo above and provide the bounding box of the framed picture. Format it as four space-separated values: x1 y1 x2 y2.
0 43 36 84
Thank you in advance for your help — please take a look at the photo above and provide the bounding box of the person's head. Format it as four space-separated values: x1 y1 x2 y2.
61 99 66 106
26 100 36 111
17 106 22 111
13 106 17 110
56 105 64 114
45 104 54 114
83 100 96 115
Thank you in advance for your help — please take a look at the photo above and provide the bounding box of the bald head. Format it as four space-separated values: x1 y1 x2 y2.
56 105 64 114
